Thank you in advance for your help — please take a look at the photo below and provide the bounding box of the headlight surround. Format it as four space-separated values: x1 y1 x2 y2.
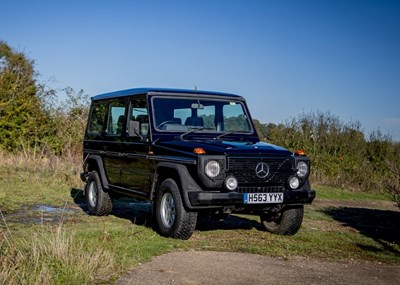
198 155 226 188
205 160 221 178
296 161 309 178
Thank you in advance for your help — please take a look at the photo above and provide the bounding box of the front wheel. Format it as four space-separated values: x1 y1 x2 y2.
154 178 197 240
260 206 304 235
85 171 113 216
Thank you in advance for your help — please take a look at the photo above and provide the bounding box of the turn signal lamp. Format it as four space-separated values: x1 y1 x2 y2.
193 148 206 154
295 149 306 156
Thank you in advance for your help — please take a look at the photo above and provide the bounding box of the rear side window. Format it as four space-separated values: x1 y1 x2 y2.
107 100 126 135
88 102 107 133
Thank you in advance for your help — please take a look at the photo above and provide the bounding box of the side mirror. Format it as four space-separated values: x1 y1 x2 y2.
128 120 141 137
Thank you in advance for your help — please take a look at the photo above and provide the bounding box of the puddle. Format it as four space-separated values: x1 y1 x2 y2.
34 205 77 214
3 204 82 225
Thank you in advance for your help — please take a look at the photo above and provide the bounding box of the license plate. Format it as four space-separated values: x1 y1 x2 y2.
244 192 284 204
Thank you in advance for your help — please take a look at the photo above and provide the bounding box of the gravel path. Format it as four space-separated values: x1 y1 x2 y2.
116 251 400 285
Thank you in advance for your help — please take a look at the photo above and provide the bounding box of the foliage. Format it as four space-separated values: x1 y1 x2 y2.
258 111 400 203
0 41 89 157
253 119 269 140
0 41 49 152
380 140 400 207
46 87 90 155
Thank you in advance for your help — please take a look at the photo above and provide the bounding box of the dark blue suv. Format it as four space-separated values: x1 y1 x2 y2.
81 88 315 239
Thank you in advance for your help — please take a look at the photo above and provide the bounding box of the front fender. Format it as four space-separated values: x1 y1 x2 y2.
154 162 220 210
82 155 110 190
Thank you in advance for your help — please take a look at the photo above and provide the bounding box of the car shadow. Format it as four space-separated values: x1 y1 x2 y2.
196 213 263 231
70 188 153 226
70 188 262 231
321 206 400 254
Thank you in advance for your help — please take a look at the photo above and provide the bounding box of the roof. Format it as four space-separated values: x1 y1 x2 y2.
91 87 242 101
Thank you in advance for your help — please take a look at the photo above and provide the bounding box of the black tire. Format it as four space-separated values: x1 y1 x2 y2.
85 171 113 216
154 178 197 240
260 206 304 235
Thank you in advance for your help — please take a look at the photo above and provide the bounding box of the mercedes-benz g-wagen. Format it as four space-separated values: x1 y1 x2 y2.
81 88 315 239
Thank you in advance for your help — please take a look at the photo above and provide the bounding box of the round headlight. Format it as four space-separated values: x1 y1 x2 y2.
296 161 309 178
225 176 238 191
205 160 221 178
289 176 300 189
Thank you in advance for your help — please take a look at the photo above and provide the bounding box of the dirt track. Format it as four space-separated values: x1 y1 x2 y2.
116 251 400 285
116 198 400 285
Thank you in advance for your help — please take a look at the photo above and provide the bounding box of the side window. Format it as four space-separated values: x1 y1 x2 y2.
88 102 107 133
128 96 148 136
106 100 126 135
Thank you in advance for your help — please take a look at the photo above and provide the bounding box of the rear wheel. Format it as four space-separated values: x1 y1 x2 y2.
260 206 304 235
154 178 197 240
85 171 113 216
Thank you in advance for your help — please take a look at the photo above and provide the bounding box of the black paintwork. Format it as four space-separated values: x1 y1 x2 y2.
82 88 315 211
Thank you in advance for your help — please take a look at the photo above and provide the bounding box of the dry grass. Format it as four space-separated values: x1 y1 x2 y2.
0 150 83 189
0 221 117 285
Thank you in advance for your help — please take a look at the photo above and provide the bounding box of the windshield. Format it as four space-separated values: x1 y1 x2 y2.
152 97 253 134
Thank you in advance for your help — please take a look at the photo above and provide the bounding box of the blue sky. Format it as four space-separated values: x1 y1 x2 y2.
1 0 399 140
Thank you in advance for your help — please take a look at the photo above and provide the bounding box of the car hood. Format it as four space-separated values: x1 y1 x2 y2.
155 139 293 157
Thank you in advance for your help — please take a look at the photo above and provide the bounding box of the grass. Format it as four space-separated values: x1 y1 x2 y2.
1 155 399 284
314 185 391 201
1 225 116 284
0 153 81 212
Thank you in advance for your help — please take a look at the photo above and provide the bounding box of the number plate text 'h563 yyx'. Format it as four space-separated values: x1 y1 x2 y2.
244 193 284 204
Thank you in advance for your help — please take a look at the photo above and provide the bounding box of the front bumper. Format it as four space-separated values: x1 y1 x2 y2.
188 189 316 207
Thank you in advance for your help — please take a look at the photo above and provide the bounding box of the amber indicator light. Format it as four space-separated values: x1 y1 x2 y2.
193 148 206 154
295 149 306 156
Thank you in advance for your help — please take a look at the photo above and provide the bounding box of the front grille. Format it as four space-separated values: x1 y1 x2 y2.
228 157 295 186
236 186 285 193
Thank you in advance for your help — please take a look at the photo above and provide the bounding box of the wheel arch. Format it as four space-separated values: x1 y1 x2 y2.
152 162 202 210
83 155 110 190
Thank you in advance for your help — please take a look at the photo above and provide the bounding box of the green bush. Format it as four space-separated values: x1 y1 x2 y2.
256 111 399 204
0 41 49 153
0 41 89 157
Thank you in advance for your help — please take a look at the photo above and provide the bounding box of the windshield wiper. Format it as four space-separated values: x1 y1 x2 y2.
180 128 205 141
216 131 247 140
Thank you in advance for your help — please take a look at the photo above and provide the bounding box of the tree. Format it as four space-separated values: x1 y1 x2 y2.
252 119 269 140
49 87 90 155
0 41 48 152
386 142 400 207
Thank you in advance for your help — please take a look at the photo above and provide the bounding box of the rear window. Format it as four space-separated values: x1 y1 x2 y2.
88 102 107 133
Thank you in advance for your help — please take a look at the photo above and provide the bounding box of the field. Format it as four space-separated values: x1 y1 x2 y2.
1 160 399 284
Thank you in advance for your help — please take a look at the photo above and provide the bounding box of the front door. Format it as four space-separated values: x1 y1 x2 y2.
120 96 151 195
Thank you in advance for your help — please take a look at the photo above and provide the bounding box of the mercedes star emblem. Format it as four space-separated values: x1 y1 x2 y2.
255 162 269 178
